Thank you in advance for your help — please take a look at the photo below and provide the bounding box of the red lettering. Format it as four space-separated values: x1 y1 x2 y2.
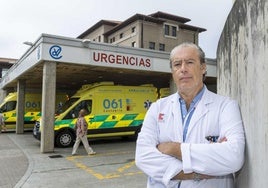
145 59 151 67
129 57 135 65
108 54 115 63
116 55 122 64
93 52 100 61
101 53 108 62
93 51 152 68
122 56 128 65
139 58 145 66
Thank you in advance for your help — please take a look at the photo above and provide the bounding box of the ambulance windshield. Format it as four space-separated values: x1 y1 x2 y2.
57 97 79 114
0 101 17 113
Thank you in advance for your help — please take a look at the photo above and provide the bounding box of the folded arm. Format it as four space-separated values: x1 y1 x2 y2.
157 100 245 176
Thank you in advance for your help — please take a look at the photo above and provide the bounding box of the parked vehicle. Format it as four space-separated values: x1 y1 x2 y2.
33 82 168 147
0 92 68 132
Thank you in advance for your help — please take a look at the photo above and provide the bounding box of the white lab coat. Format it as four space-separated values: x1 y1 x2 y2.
135 87 245 188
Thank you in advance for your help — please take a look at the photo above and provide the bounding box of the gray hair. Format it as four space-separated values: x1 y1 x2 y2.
169 42 206 68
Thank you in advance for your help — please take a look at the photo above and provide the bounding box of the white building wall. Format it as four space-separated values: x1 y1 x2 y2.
217 0 268 187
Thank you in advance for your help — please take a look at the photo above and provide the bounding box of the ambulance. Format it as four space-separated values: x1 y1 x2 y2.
33 82 165 147
159 87 171 98
0 92 68 132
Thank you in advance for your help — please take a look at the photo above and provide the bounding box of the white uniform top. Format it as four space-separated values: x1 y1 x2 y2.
135 87 245 188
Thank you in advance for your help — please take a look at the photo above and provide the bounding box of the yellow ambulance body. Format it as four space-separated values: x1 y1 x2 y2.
34 82 160 147
0 92 67 132
159 88 171 98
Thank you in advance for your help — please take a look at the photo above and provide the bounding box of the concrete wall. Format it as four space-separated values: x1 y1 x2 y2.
217 0 268 187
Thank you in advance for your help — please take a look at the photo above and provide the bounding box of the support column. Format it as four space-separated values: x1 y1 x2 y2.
16 80 25 134
40 62 56 153
169 76 176 94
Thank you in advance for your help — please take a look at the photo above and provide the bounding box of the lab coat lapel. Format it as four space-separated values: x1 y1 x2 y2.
170 94 183 140
185 89 212 140
190 100 208 127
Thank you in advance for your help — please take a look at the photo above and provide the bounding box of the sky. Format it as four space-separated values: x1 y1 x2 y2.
0 0 233 59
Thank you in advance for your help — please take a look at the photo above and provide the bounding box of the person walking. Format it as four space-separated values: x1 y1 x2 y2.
0 113 6 132
135 42 245 188
72 109 96 155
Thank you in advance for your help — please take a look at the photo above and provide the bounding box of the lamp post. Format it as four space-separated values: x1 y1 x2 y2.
23 41 34 46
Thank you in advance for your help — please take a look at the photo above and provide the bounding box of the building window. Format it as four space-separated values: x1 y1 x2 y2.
149 42 155 50
98 36 101 42
110 37 115 43
159 43 165 51
132 41 136 47
132 27 136 33
171 26 177 37
164 24 177 38
120 33 123 39
164 25 169 35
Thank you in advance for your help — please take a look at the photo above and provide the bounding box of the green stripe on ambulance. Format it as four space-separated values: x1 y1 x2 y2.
36 82 169 147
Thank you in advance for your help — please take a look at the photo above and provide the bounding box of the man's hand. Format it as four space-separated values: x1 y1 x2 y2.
218 137 227 143
157 142 182 160
172 171 214 181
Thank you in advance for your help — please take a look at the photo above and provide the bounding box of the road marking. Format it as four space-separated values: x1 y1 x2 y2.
66 151 143 180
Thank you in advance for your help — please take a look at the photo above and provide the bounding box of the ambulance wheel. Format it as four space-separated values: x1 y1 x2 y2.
55 130 75 148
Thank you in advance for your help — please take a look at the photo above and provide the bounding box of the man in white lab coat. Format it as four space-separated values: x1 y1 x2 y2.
135 42 245 188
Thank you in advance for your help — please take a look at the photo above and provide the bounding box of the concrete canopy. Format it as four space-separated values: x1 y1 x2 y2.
0 34 174 93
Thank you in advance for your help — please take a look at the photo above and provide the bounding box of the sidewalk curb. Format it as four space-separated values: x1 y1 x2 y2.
8 135 34 188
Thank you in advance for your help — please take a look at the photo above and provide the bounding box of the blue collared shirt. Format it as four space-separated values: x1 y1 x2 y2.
179 86 205 142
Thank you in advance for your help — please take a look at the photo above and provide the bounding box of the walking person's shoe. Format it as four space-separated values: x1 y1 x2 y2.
88 151 96 155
